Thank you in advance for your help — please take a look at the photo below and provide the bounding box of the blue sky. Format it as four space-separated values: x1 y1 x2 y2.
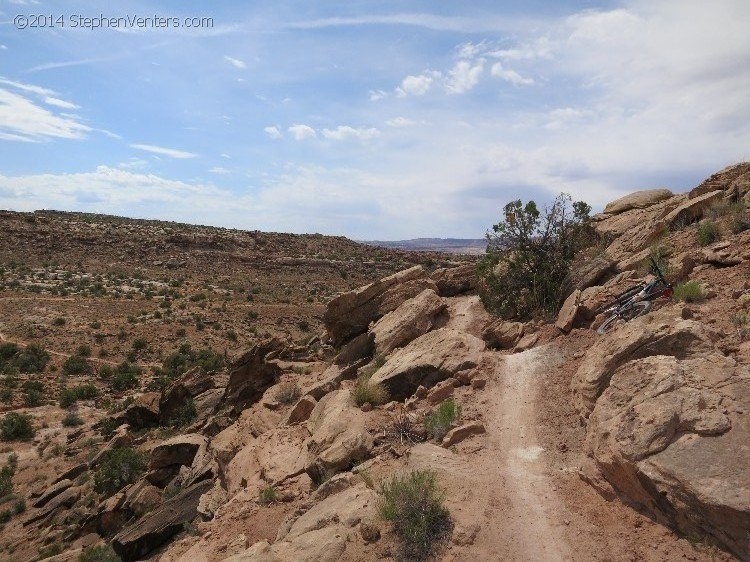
1 0 749 239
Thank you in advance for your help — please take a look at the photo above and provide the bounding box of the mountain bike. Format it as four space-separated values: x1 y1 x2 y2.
596 258 673 334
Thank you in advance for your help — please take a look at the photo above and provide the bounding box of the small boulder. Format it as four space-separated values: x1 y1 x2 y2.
149 434 206 470
426 379 456 405
120 393 160 430
603 189 674 215
555 289 581 333
223 339 283 412
283 395 317 425
442 422 486 447
430 264 477 297
369 328 485 401
369 288 447 356
481 319 524 349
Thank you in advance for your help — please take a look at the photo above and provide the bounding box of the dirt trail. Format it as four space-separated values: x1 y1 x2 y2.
410 295 732 561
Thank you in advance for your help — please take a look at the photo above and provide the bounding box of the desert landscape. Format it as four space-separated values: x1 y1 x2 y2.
0 163 748 561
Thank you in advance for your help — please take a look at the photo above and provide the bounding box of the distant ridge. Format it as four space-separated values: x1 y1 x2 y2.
361 238 486 255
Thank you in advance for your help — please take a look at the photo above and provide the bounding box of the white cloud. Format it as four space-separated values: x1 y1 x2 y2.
209 167 230 174
446 60 484 94
130 144 198 159
264 125 283 139
224 56 246 69
288 124 317 141
44 96 80 110
490 62 534 86
0 87 90 142
385 117 417 128
396 71 440 96
0 166 227 213
369 89 388 101
221 153 231 159
322 126 380 141
0 45 7 51
117 157 150 170
0 78 54 96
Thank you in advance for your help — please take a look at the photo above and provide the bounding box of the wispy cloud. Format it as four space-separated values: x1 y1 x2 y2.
44 96 80 110
224 56 246 69
0 82 89 142
490 62 534 86
27 57 114 73
385 117 417 128
130 144 198 159
264 125 283 139
209 166 230 174
286 13 523 33
322 126 380 141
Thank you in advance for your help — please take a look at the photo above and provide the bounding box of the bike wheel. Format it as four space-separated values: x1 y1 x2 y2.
596 313 621 334
620 300 651 321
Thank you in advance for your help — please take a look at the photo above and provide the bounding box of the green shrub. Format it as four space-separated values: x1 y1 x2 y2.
478 194 595 320
354 378 389 407
166 399 196 428
23 388 44 407
14 343 49 373
0 465 12 497
93 447 147 497
696 221 720 246
673 280 706 303
62 412 84 427
77 544 122 562
378 470 451 561
131 338 148 351
0 343 19 363
53 317 66 326
63 354 93 377
161 343 224 379
0 412 35 440
423 399 461 441
110 362 141 391
59 383 99 408
275 381 301 405
259 485 276 505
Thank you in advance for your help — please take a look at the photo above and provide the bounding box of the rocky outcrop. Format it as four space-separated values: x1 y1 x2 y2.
370 328 485 401
149 434 206 470
602 189 674 215
323 265 436 345
119 393 160 429
304 390 374 484
226 483 378 562
112 480 212 561
572 307 718 417
223 340 283 412
585 353 750 560
663 190 725 228
688 162 750 199
369 288 446 356
430 263 477 297
159 367 213 424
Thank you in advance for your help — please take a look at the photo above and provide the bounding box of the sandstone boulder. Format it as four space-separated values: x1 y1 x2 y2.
555 289 580 333
369 288 446 356
689 162 750 199
481 319 524 349
602 189 674 215
223 339 283 412
370 328 485 401
570 253 616 291
586 354 750 559
323 265 435 345
32 479 73 508
663 189 724 228
119 393 160 429
159 367 213 424
430 263 477 296
283 395 317 425
572 307 718 417
442 421 486 448
305 390 374 484
149 434 206 470
112 480 212 561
